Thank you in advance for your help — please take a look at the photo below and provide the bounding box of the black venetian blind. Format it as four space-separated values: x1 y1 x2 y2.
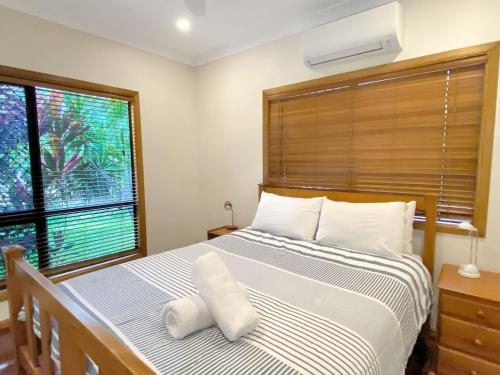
0 84 141 286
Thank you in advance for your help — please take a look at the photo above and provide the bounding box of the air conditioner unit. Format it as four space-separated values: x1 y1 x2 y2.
302 2 403 70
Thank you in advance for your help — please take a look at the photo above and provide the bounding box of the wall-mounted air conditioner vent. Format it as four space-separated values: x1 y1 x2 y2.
302 2 403 70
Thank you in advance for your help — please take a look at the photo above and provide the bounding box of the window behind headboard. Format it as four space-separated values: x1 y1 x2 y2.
263 43 499 236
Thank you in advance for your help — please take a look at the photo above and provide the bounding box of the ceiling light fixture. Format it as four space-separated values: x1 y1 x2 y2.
176 18 191 32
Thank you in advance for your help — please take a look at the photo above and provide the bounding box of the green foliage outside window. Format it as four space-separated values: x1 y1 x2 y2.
0 85 137 282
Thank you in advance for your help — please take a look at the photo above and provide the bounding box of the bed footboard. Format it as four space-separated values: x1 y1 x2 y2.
2 245 156 375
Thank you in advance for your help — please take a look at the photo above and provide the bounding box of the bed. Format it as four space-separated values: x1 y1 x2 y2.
3 185 437 375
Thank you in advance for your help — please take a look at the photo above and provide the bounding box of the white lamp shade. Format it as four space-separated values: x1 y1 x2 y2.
458 221 477 232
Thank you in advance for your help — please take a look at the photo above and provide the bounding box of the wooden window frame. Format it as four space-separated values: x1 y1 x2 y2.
0 65 148 297
263 42 499 237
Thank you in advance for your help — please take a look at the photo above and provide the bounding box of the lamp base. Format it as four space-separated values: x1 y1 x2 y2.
458 264 481 279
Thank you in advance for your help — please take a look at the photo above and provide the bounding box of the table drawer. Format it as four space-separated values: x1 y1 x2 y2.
441 293 500 330
440 315 500 363
438 346 500 375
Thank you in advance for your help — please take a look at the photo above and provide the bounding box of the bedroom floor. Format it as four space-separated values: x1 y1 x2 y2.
0 327 430 375
0 329 16 375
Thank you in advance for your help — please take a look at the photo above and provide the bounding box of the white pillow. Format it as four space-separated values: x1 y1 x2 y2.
251 192 323 240
402 201 416 255
316 199 406 259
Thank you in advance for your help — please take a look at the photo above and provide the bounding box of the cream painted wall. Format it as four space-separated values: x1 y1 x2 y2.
0 6 206 258
196 0 500 278
0 0 499 291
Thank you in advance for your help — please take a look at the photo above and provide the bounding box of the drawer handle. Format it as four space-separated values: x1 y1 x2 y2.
476 310 486 318
473 338 483 347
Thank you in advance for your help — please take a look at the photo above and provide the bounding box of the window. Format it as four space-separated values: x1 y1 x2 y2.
0 70 145 286
263 43 499 236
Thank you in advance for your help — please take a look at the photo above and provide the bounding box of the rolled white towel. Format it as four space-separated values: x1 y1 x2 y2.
192 251 260 341
163 283 249 339
162 294 211 339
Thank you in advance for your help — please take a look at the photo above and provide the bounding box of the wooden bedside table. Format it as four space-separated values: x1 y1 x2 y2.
437 264 500 374
207 226 239 240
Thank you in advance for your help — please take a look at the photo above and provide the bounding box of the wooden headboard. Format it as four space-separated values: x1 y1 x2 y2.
259 184 438 276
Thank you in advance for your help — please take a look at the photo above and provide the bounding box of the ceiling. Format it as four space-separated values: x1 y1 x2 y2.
0 0 395 66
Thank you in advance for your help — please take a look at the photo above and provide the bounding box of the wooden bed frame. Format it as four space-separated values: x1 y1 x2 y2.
2 245 156 375
2 185 437 375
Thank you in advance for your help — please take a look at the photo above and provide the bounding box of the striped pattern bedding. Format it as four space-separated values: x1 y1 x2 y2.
32 228 433 375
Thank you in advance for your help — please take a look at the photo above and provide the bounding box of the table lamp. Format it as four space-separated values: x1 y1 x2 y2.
224 201 237 230
457 221 480 279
